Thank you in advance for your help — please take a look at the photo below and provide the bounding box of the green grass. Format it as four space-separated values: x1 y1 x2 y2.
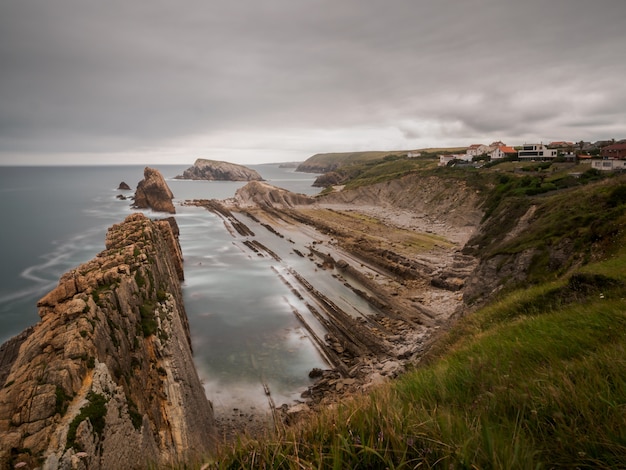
140 301 157 337
300 148 466 171
463 173 626 287
200 164 626 469
208 253 626 469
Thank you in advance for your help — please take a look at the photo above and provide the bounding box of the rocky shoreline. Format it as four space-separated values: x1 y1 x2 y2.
186 173 484 437
0 170 487 461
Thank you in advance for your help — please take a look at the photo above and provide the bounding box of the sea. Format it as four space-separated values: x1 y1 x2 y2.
0 163 326 413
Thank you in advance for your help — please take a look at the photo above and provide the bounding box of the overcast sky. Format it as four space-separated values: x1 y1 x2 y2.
1 0 625 165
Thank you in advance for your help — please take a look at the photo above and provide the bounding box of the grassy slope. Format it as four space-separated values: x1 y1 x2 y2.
208 164 626 469
301 148 466 170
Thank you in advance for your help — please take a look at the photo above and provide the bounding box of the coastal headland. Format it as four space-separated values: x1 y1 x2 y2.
0 213 214 469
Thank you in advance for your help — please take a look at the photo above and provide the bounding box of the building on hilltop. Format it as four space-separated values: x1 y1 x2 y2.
466 144 493 159
518 143 558 161
439 153 472 166
548 141 574 149
591 158 626 171
490 145 517 160
591 143 626 171
601 143 626 159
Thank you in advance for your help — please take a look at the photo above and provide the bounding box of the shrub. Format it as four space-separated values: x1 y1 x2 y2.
66 392 108 450
55 386 71 416
140 302 157 337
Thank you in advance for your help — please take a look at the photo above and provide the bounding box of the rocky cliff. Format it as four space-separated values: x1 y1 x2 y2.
175 159 263 181
133 167 176 214
0 213 214 470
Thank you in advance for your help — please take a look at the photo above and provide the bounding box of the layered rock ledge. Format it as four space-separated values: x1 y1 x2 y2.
187 173 483 432
0 213 214 469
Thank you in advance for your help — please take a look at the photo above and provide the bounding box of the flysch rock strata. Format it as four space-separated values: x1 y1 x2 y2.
191 176 482 432
0 213 214 470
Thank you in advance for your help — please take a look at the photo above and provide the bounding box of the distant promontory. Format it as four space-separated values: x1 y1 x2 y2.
175 159 263 181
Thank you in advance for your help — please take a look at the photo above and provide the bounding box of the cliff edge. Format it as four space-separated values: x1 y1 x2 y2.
175 159 263 181
0 213 214 469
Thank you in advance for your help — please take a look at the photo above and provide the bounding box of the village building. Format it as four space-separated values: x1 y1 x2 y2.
548 141 574 149
490 145 517 160
466 144 492 158
438 154 471 166
518 144 558 161
591 159 626 171
601 143 626 159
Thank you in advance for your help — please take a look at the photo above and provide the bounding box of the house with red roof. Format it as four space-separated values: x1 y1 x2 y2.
490 145 517 160
601 143 626 159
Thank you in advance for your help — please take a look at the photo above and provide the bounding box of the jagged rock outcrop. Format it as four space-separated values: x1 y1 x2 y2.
175 159 263 182
133 167 176 214
117 182 131 191
0 213 214 470
233 181 315 208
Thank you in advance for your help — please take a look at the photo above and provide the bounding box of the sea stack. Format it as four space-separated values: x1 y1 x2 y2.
0 213 214 469
133 167 176 213
175 158 263 181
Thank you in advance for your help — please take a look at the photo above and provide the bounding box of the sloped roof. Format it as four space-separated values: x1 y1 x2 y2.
603 143 626 151
498 145 517 153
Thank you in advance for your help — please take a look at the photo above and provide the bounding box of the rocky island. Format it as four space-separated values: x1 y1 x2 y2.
0 213 214 469
175 158 263 181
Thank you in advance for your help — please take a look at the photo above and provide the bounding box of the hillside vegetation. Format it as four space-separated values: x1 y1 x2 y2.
207 158 626 469
296 148 466 174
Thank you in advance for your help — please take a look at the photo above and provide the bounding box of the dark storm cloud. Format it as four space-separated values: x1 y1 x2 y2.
1 0 625 163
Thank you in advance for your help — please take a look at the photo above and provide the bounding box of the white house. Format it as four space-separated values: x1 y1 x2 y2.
490 145 517 160
518 144 558 160
591 159 626 171
466 144 492 159
439 154 472 166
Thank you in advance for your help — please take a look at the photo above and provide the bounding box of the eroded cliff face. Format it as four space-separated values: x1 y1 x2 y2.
0 213 214 470
133 167 176 214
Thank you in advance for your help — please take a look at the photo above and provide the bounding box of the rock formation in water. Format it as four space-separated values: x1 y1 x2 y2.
117 182 131 190
133 167 176 214
0 213 214 469
233 181 315 208
175 159 263 182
